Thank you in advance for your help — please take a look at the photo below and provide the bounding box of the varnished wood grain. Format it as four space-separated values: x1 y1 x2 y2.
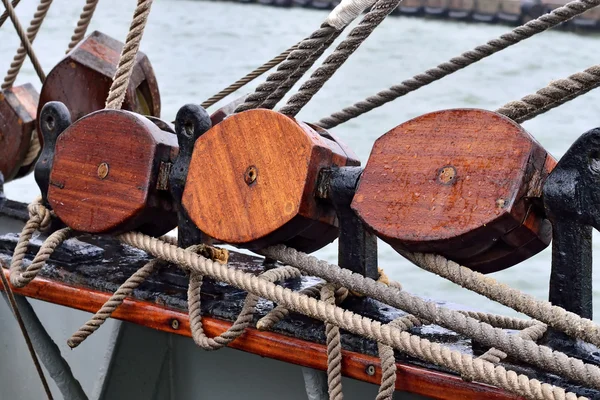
0 84 39 181
182 109 357 252
48 109 178 234
0 268 521 400
353 109 553 273
38 31 160 140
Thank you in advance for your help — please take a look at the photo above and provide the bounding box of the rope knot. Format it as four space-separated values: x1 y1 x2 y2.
27 197 52 231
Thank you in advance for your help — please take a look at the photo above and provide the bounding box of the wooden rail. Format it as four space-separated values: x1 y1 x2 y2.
0 268 520 400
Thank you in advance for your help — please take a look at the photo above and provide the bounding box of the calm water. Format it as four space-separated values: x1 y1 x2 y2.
3 0 600 319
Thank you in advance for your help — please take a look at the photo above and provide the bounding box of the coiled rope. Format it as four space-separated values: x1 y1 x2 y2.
315 0 600 129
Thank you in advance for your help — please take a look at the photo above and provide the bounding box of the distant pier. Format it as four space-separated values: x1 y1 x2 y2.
230 0 600 31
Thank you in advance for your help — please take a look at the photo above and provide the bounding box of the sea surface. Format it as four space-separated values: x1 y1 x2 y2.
2 0 600 320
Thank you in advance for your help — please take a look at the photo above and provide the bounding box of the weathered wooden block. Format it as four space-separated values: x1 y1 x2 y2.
352 109 555 273
182 109 359 252
0 84 39 182
47 109 178 235
39 30 160 127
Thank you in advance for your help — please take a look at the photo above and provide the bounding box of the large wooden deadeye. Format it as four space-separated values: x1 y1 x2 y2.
353 109 556 273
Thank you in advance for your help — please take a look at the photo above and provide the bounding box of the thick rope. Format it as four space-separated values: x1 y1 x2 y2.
279 0 402 117
257 282 326 330
189 266 300 350
67 258 162 348
118 232 586 400
322 284 343 400
66 0 100 53
260 245 600 391
105 0 153 110
478 323 548 364
10 227 72 288
315 0 600 129
0 0 47 90
376 315 422 400
407 252 600 351
0 0 20 29
258 30 343 111
459 311 538 330
0 260 53 399
495 64 600 123
200 43 298 109
234 24 340 113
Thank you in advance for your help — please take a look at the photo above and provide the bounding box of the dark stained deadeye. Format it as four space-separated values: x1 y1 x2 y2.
38 30 161 136
352 108 556 274
0 84 39 182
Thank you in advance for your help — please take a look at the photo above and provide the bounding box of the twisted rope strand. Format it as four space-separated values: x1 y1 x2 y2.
105 0 153 110
201 42 299 109
315 0 600 129
495 65 600 123
0 0 47 90
118 232 586 400
376 316 422 400
67 258 162 348
258 29 344 110
279 0 402 117
0 0 20 28
322 284 343 400
189 266 300 350
260 245 600 391
479 323 548 364
234 24 339 113
66 0 100 53
407 252 600 351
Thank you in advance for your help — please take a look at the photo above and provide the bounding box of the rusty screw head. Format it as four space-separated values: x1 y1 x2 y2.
437 165 457 186
244 165 258 186
366 365 376 376
171 319 180 330
97 162 109 179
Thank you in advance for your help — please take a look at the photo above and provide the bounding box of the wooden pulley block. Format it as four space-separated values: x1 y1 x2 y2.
38 30 160 136
0 84 39 181
352 109 556 273
39 104 178 235
181 109 359 252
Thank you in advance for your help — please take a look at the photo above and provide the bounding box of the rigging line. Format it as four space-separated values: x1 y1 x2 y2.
314 0 600 129
0 0 20 29
0 0 49 90
496 64 600 123
66 0 100 53
259 29 343 110
234 0 378 113
105 0 154 110
0 261 54 400
234 24 339 113
200 42 299 109
279 0 403 117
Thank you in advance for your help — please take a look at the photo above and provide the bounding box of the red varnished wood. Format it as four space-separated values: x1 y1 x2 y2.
0 84 39 181
0 269 521 400
48 109 178 235
38 31 160 141
182 109 359 252
353 109 554 273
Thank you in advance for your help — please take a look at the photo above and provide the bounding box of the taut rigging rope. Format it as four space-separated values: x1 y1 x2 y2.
0 0 47 89
279 0 403 117
66 0 100 53
0 0 20 29
314 0 600 129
